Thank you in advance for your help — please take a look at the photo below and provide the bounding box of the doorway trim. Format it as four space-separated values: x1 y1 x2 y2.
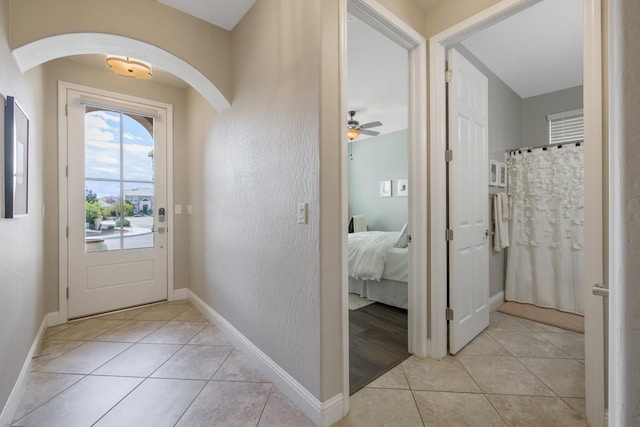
55 81 175 324
428 0 604 425
341 0 428 412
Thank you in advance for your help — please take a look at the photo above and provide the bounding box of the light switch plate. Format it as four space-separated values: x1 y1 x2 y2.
297 202 308 224
175 204 182 215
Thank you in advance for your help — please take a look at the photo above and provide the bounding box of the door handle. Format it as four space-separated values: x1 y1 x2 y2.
592 283 609 297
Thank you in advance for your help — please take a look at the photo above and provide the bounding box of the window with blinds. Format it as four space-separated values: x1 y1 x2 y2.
547 108 584 145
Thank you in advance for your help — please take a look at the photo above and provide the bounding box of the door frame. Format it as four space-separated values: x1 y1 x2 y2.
56 81 175 324
340 0 428 410
428 0 605 425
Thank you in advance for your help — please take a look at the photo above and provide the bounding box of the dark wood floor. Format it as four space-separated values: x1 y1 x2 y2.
349 302 410 395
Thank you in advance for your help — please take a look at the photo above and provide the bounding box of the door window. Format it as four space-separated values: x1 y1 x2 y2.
84 108 155 252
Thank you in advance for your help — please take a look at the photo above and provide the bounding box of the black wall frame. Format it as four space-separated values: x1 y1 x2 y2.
4 95 29 218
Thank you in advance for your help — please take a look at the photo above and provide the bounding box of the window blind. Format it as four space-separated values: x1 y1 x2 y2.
547 108 584 145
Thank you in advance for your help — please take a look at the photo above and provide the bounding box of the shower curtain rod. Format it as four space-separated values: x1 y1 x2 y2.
506 139 583 154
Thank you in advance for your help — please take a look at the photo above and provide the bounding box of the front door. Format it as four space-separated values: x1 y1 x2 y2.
447 48 490 354
66 87 168 319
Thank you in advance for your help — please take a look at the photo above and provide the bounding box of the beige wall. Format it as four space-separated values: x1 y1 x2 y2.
187 0 325 399
8 0 232 103
424 0 502 37
377 0 426 36
41 58 190 312
0 0 47 412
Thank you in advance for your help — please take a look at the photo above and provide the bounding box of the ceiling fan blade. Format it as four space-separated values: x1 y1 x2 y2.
361 129 380 136
360 121 382 129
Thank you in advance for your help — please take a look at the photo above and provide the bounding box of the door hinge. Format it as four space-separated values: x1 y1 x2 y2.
445 70 453 83
446 307 454 321
65 165 69 177
65 104 68 116
446 229 454 241
66 226 69 238
407 234 412 244
445 150 453 162
66 287 69 299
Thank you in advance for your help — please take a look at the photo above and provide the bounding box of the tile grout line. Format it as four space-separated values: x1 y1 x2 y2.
254 383 275 427
10 373 88 426
170 379 209 427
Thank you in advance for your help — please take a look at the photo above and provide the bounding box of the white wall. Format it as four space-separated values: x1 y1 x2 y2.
186 0 324 399
41 58 190 313
348 129 408 232
0 0 46 412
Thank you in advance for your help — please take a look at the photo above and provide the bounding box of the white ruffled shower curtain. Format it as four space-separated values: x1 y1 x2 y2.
505 144 584 314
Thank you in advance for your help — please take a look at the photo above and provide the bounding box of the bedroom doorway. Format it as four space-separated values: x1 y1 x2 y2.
343 0 427 397
429 0 605 424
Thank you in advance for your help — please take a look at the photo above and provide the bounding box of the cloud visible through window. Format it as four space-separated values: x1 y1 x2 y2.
85 110 154 199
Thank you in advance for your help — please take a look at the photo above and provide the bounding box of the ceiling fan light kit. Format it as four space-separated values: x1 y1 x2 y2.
347 128 361 140
346 110 382 141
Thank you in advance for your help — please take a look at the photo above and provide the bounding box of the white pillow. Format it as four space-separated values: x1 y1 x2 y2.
395 223 408 248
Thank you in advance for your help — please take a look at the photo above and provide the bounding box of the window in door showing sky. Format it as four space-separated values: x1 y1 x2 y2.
84 108 155 252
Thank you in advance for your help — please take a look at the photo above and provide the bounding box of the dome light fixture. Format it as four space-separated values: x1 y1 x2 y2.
347 127 361 141
106 55 152 79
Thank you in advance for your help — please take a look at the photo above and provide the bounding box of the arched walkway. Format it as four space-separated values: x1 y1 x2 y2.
12 33 230 112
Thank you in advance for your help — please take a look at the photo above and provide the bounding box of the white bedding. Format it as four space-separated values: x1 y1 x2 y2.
383 247 409 282
348 231 397 281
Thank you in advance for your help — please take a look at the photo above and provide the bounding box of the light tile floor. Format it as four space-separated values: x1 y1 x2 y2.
334 310 587 427
13 302 587 427
12 300 314 427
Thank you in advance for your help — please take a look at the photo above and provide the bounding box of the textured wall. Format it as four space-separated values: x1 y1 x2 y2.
186 0 323 398
41 58 190 313
0 0 46 412
610 0 640 424
348 130 409 232
424 0 502 38
522 86 583 148
376 0 426 36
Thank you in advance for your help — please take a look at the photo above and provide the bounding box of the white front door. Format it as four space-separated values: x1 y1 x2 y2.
66 87 168 319
447 48 490 354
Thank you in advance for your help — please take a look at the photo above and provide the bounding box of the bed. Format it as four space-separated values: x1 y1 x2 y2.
348 231 409 309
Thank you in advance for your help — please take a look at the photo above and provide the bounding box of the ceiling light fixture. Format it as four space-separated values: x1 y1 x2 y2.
106 56 152 79
347 127 361 141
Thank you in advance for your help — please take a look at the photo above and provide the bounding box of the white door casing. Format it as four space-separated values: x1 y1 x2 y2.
340 0 428 417
429 0 605 424
447 48 490 354
65 86 170 319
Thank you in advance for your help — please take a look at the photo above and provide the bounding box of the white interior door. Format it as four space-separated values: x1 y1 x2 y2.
66 88 168 319
447 48 490 354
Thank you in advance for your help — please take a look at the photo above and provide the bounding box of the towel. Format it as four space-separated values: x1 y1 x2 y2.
352 215 367 233
500 192 509 221
493 194 509 251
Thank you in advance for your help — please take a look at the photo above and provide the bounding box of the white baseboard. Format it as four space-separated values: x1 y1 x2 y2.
172 288 188 301
187 290 344 427
0 312 54 426
46 311 66 327
490 291 505 311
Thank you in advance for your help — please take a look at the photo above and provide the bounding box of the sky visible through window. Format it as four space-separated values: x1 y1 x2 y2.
85 110 154 199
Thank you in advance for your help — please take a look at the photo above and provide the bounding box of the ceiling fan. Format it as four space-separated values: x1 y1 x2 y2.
346 110 382 141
